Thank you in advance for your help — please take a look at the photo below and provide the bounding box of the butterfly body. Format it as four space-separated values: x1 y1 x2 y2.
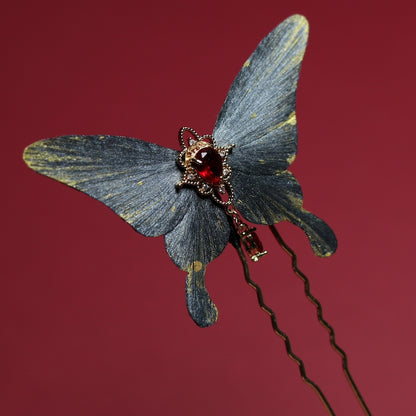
176 126 234 205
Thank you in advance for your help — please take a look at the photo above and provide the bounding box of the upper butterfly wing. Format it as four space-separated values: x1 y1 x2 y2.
23 135 192 237
212 15 337 256
213 14 308 175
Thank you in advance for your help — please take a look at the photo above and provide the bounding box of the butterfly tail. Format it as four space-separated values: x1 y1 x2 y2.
185 262 218 328
286 207 337 257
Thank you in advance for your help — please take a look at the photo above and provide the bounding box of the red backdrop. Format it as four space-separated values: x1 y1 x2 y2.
2 0 415 415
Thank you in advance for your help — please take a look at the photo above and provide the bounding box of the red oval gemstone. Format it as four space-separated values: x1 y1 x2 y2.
192 147 223 184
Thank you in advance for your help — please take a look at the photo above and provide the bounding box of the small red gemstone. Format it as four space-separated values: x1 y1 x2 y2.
250 232 264 252
243 231 264 255
192 147 223 184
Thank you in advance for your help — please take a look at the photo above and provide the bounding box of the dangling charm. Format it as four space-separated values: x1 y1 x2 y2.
177 127 267 262
226 204 268 262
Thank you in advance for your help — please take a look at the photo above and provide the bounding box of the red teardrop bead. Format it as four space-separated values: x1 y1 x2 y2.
193 147 223 184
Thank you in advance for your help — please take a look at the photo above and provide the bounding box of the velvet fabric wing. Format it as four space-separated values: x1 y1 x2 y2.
23 136 230 327
213 14 307 174
214 15 337 257
24 136 189 236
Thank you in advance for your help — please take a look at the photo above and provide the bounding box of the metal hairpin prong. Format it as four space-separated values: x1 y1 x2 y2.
269 225 372 416
234 242 336 415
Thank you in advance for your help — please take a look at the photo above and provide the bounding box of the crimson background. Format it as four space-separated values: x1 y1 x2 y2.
2 0 415 415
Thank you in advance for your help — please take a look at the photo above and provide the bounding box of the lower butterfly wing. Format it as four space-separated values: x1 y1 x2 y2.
23 135 192 237
165 195 230 327
233 170 337 257
213 14 308 175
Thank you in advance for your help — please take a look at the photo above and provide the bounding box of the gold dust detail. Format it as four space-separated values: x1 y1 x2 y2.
190 261 203 272
287 154 296 164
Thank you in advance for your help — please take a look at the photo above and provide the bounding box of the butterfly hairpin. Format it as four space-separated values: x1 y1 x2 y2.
23 15 371 416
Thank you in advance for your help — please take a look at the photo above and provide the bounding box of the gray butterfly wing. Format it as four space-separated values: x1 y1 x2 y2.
165 195 229 327
213 15 337 256
23 135 191 236
24 135 229 326
213 14 308 175
233 170 337 257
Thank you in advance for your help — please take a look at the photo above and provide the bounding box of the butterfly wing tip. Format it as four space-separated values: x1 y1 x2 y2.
194 310 219 328
290 14 308 24
22 142 37 168
313 238 338 258
317 249 336 258
287 14 309 36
